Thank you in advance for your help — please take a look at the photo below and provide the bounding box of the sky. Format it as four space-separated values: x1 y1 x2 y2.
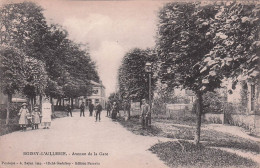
31 0 168 96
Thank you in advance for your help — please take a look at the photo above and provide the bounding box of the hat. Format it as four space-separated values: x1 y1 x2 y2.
22 103 27 106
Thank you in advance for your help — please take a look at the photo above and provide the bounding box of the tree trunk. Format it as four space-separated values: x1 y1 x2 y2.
6 93 12 125
62 98 65 107
71 98 74 109
33 96 36 105
194 92 203 145
39 94 42 110
30 97 34 112
58 98 62 106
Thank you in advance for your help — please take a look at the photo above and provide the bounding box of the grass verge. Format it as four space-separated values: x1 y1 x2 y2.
149 140 258 168
116 116 162 136
155 122 260 153
117 116 260 153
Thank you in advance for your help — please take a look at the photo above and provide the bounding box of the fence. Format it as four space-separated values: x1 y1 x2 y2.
204 113 224 124
165 104 193 119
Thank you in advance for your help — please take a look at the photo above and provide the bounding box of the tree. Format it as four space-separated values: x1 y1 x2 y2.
204 2 260 88
0 2 100 112
157 3 221 145
0 45 26 124
22 57 48 110
118 48 157 102
108 92 121 104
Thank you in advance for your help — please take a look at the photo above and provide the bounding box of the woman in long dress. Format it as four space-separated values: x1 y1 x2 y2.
111 102 119 120
41 97 52 129
18 103 30 131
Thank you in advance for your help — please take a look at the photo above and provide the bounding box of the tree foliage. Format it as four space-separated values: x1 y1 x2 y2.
118 48 157 102
0 1 100 122
158 3 221 94
204 2 260 85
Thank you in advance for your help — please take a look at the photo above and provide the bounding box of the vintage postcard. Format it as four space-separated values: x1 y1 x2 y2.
0 0 259 168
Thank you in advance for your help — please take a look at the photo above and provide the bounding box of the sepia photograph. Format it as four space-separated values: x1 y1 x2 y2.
0 0 259 168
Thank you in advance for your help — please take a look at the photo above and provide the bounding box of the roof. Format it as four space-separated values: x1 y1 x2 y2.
90 80 105 89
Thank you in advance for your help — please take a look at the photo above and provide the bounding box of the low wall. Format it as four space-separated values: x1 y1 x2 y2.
204 113 260 136
204 113 224 124
228 114 260 136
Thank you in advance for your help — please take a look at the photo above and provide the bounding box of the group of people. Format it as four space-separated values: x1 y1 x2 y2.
66 102 103 122
75 101 121 121
18 98 151 130
18 98 53 131
106 102 119 120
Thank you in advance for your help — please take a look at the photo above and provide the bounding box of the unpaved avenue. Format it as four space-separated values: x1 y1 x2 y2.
0 110 168 168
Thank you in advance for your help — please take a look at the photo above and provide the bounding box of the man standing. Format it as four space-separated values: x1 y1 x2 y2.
66 103 72 117
41 97 53 129
123 100 131 120
89 102 94 116
140 99 150 128
106 102 111 117
80 102 85 117
95 102 102 122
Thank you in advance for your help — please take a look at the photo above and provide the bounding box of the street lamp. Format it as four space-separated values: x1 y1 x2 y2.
145 62 152 127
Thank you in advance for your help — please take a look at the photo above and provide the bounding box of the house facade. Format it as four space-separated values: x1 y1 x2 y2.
86 80 106 108
225 79 260 136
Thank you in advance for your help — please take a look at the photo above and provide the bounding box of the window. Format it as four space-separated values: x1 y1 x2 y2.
92 89 98 95
95 99 99 104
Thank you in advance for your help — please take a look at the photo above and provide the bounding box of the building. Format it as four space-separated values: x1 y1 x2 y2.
86 80 106 108
173 88 196 104
225 80 260 136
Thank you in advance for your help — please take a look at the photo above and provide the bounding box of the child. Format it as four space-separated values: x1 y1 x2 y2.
18 103 30 131
32 106 41 129
27 112 33 129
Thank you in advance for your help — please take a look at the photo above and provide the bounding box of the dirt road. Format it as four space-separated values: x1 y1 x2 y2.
0 110 168 168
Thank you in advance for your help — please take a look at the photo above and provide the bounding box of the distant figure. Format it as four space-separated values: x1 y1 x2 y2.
106 102 111 117
66 103 72 117
80 102 85 117
18 103 30 131
95 102 103 122
89 103 94 116
111 102 119 120
123 100 131 120
32 106 41 129
140 99 150 128
41 98 53 129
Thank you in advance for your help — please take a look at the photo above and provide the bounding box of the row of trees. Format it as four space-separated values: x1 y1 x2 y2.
116 2 259 145
0 2 99 124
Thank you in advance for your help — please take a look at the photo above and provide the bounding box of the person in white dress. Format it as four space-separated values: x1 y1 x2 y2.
18 103 30 131
41 97 53 129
